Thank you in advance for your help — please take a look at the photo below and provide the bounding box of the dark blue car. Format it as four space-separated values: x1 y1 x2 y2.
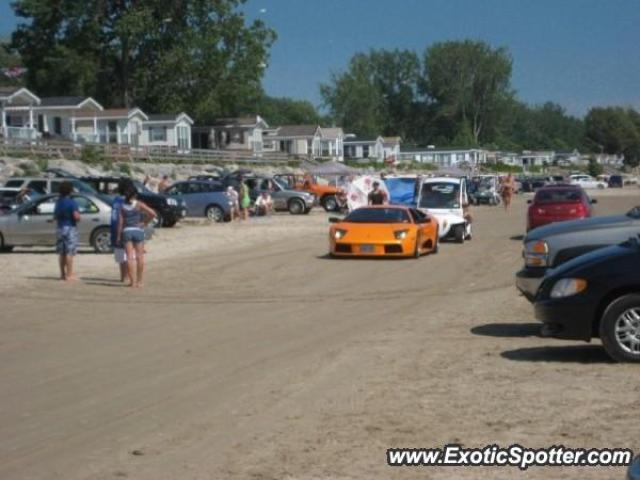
164 181 232 222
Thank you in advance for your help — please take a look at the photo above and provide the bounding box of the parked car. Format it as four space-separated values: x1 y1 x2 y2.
164 180 232 222
4 176 105 199
328 206 439 258
80 176 186 227
533 237 640 362
274 173 343 211
417 176 472 242
468 175 500 205
516 205 640 301
221 173 315 215
0 193 115 253
188 174 222 182
569 174 607 189
608 174 624 188
526 185 595 231
517 176 548 193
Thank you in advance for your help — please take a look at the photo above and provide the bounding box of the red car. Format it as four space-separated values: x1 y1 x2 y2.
526 185 595 231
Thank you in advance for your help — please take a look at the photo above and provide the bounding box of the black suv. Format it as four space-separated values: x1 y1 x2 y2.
80 176 186 227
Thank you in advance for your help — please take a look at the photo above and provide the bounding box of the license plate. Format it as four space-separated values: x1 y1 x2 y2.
359 244 374 253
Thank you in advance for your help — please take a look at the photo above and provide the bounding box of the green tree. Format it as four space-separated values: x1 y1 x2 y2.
587 157 603 177
422 40 513 145
11 0 276 120
320 49 420 138
585 107 640 166
257 96 324 126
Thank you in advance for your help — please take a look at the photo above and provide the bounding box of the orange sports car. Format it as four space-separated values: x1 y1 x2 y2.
329 206 439 258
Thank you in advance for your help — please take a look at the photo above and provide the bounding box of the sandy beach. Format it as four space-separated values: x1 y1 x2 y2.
0 190 639 479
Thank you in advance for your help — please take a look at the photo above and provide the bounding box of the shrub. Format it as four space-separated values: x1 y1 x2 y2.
80 145 104 165
118 163 132 176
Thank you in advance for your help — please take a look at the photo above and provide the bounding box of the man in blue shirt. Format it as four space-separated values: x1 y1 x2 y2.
111 179 133 282
54 181 81 281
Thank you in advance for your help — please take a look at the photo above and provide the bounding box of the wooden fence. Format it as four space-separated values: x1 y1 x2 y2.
0 139 303 166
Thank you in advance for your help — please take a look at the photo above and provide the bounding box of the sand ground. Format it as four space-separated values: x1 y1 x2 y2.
0 189 639 479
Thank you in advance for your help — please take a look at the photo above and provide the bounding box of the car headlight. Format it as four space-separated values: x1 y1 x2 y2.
166 198 177 206
550 278 587 298
394 229 409 240
524 240 549 267
334 229 347 239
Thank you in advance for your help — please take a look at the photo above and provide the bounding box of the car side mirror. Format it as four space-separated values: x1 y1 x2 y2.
527 199 532 204
590 198 597 204
328 217 341 223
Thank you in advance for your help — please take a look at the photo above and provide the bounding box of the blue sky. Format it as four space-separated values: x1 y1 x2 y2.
2 0 639 117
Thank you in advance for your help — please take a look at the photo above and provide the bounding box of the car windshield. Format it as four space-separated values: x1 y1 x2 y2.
272 177 287 191
534 189 582 204
71 180 98 194
419 182 460 209
478 177 495 190
345 208 411 224
133 180 154 194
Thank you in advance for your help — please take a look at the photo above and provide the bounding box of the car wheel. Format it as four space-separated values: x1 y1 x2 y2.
454 224 465 243
599 294 640 362
91 227 112 254
288 198 305 215
205 205 224 223
597 183 605 189
163 219 177 228
322 195 338 212
152 210 163 228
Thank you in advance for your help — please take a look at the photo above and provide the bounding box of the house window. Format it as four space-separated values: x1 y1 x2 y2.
150 126 167 142
37 115 44 133
54 117 62 135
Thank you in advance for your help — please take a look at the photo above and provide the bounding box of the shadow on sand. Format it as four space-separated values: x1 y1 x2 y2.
501 345 613 364
471 323 541 338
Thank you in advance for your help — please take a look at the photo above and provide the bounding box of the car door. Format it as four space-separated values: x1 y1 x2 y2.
73 195 103 244
165 183 192 215
263 179 287 210
12 196 58 245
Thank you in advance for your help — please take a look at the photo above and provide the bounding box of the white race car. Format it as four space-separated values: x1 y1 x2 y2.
416 176 472 243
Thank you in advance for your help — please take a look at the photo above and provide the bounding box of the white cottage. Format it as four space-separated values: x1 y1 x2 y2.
343 135 385 161
36 96 104 141
141 113 193 153
72 108 148 147
0 86 41 141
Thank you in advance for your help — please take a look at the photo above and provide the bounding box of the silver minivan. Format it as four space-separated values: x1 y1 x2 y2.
0 193 114 253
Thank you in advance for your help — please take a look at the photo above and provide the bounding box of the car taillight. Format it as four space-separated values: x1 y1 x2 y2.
536 208 546 215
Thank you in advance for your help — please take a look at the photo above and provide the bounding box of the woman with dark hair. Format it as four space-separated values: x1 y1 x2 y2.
116 185 156 288
54 181 81 281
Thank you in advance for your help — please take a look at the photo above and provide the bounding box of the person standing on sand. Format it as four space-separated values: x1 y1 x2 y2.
500 173 516 211
111 179 133 282
238 178 251 220
225 186 239 220
54 181 81 281
117 185 156 288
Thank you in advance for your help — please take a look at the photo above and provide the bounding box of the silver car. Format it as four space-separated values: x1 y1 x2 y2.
0 193 114 253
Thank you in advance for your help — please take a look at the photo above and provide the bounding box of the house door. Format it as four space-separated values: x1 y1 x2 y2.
108 121 118 144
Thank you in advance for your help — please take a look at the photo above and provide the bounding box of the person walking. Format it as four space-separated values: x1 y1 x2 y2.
54 181 81 281
117 184 157 288
225 186 239 220
500 173 516 211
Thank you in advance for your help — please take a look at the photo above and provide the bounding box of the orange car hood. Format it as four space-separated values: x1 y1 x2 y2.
335 222 414 241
